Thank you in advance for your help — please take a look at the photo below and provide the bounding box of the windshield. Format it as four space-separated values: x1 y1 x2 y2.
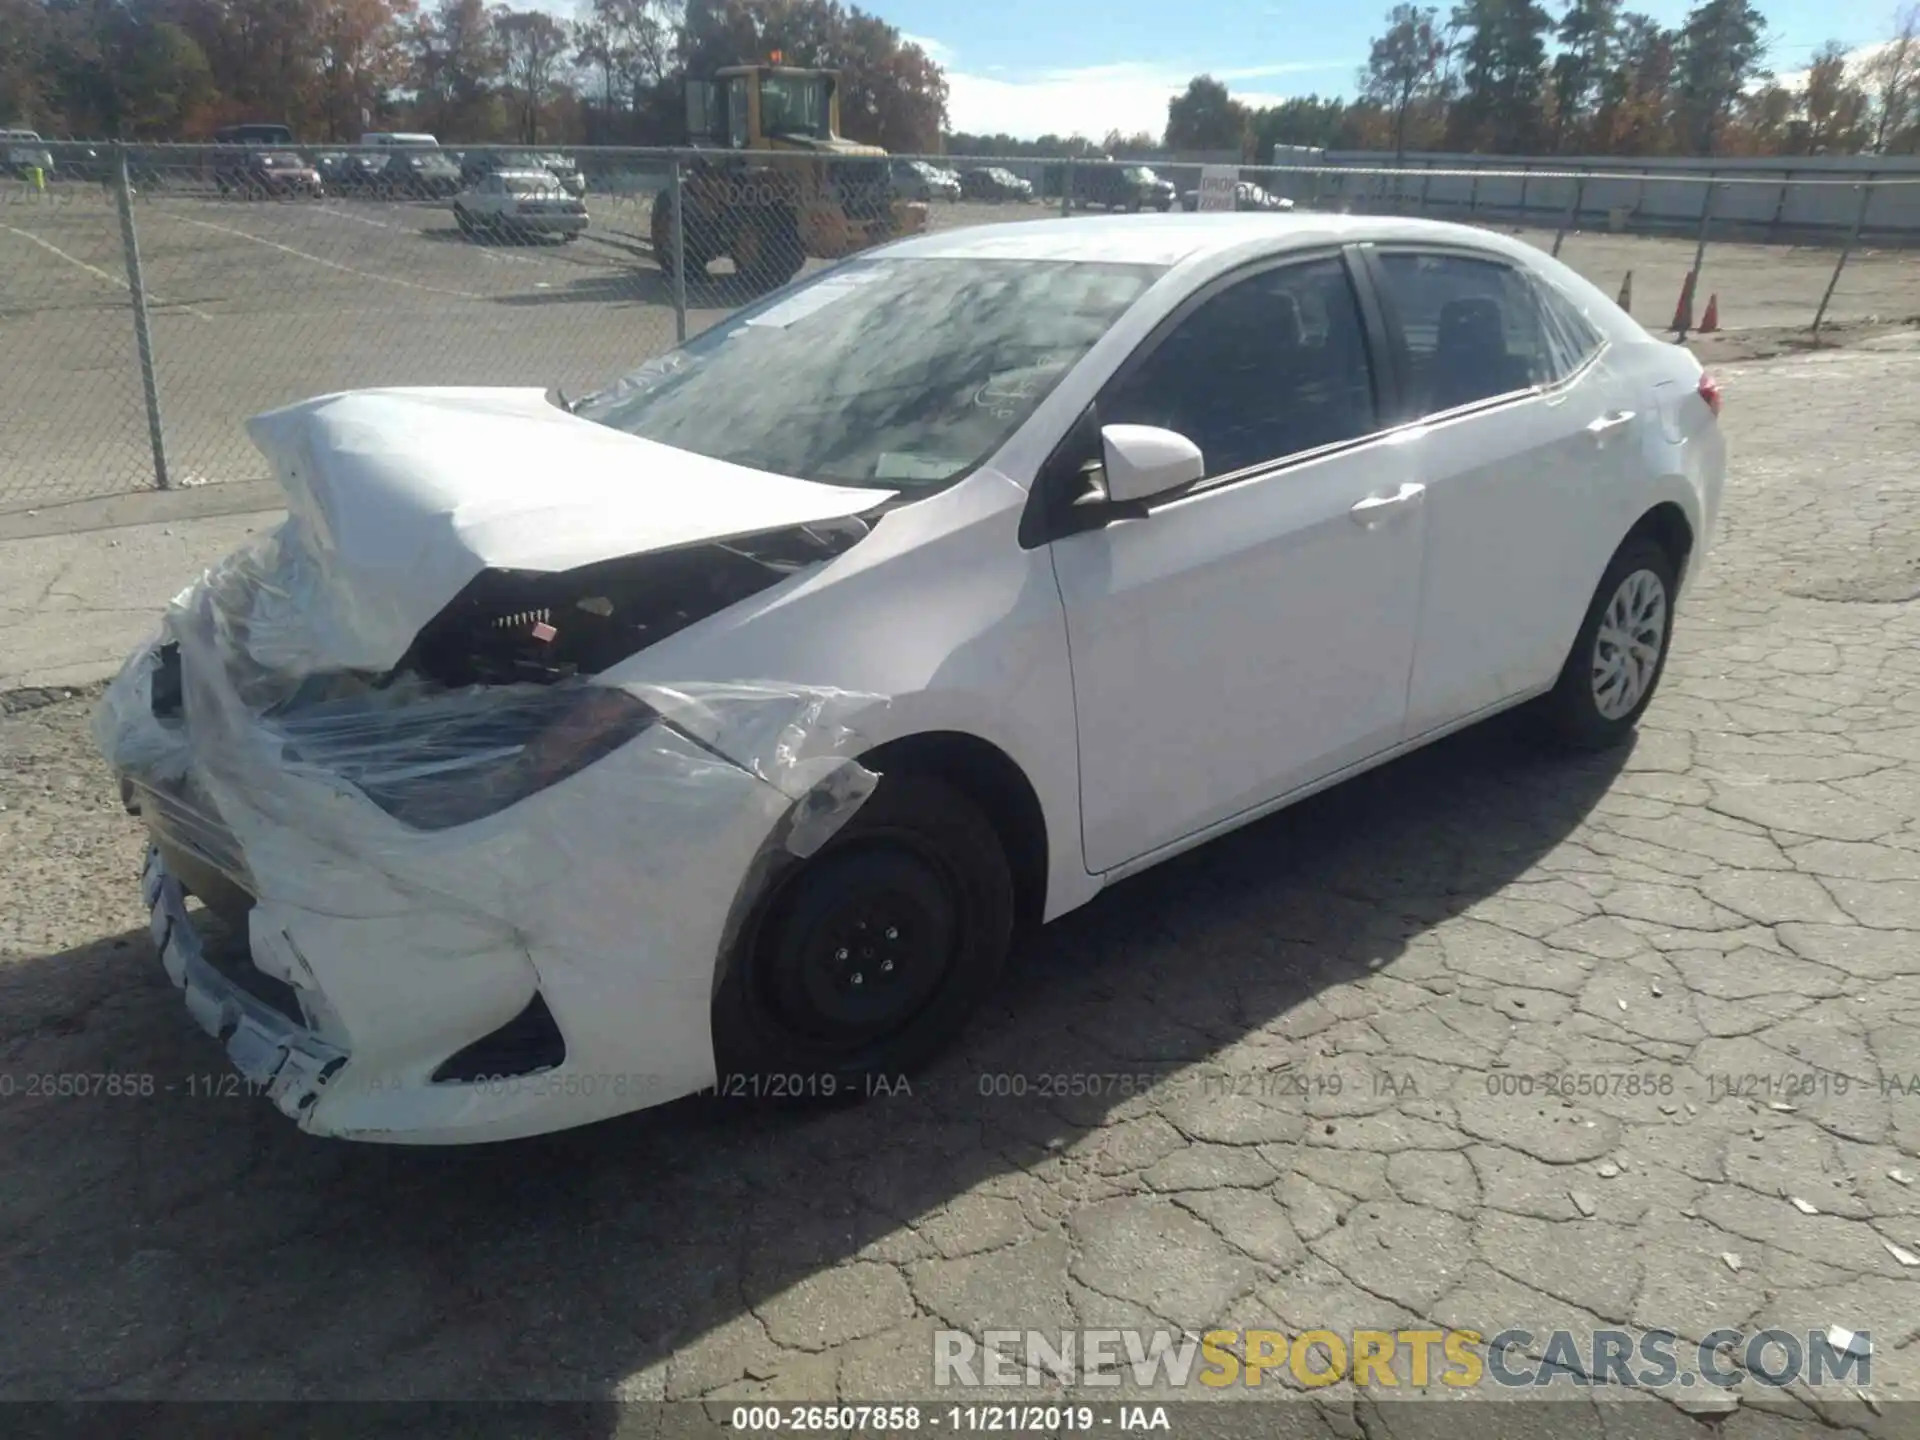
1125 167 1158 182
575 258 1161 488
760 74 831 138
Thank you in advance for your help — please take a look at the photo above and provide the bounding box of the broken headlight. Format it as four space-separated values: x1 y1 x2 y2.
284 683 658 832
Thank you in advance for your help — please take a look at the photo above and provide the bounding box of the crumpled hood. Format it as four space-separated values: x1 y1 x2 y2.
242 386 893 673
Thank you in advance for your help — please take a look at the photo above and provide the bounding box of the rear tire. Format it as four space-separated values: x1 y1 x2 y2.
711 773 1013 1104
729 209 804 294
1539 536 1678 750
650 191 710 278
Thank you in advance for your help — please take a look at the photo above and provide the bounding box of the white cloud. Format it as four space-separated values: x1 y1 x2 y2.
1772 39 1896 92
938 58 1352 141
900 33 959 66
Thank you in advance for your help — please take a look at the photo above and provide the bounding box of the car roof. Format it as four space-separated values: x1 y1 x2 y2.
493 169 560 182
878 212 1538 268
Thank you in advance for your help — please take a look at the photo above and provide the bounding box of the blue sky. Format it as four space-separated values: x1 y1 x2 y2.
534 0 1902 137
891 0 1900 137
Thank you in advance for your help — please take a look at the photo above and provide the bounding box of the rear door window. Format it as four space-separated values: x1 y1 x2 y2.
1375 253 1552 417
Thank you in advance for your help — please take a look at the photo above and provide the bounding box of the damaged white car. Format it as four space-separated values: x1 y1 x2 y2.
98 215 1724 1143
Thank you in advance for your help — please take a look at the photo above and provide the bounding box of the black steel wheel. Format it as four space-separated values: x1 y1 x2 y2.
712 773 1013 1104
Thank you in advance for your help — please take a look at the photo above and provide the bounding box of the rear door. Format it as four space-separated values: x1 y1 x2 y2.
1048 250 1428 873
1363 247 1632 735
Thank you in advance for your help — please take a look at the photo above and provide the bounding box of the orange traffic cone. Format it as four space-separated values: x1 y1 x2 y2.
1670 271 1696 333
1699 292 1719 333
1616 270 1632 313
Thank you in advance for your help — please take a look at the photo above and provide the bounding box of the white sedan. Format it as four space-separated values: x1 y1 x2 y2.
453 169 588 241
97 214 1725 1143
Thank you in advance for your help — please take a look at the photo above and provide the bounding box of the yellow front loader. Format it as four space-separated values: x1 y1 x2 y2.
651 63 930 292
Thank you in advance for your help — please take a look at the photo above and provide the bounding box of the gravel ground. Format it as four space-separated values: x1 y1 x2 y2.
1 334 1918 1433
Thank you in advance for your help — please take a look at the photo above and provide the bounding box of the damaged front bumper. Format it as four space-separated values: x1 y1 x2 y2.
97 521 883 1143
143 847 347 1122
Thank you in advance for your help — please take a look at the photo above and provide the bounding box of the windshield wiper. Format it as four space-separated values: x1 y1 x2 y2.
546 385 579 414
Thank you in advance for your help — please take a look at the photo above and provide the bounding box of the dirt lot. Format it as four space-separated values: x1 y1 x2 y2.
5 181 1919 507
1 321 1918 1429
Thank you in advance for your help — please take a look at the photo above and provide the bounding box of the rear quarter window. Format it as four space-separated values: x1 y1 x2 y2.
1376 252 1555 417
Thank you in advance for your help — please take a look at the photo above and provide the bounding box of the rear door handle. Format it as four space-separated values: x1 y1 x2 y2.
1586 410 1636 440
1349 482 1426 527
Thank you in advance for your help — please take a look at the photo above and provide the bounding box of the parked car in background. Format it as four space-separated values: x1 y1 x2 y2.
46 141 112 184
216 149 323 199
453 170 589 241
1075 163 1176 212
890 158 961 202
214 123 297 147
1179 180 1295 213
960 166 1032 202
98 213 1723 1144
2 128 55 179
459 149 586 198
312 151 367 191
373 147 462 198
360 130 441 149
536 152 586 197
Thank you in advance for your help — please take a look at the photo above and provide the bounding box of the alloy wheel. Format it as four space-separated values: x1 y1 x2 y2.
1591 567 1668 720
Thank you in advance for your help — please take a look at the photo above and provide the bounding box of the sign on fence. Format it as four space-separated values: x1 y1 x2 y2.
1197 166 1237 213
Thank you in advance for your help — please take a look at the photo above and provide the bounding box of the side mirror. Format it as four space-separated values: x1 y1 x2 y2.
1100 424 1204 505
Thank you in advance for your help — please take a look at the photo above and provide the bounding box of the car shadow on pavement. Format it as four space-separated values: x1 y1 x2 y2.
1 707 1628 1408
489 273 684 309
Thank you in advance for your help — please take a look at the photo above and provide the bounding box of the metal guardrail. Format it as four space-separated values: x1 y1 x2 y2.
3 142 1918 507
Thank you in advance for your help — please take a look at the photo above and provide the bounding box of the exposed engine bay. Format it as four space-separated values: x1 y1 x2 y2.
149 515 875 729
137 514 881 841
395 516 873 688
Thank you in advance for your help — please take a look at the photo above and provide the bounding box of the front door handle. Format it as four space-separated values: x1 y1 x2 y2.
1349 482 1426 528
1586 410 1637 441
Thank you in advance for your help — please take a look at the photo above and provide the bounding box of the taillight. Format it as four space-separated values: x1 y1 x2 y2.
1697 371 1722 418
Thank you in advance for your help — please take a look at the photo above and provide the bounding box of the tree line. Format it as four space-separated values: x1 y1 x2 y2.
1143 0 1920 162
3 0 1916 159
0 0 950 150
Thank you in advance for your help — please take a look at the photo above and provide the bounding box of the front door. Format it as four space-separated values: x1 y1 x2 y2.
1050 253 1428 874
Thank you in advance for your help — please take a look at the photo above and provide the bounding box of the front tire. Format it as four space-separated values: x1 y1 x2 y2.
1540 536 1678 750
711 773 1013 1103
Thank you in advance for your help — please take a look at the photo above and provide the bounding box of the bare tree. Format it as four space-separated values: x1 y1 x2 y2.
1361 4 1449 159
1801 39 1871 152
494 6 567 142
1864 2 1920 150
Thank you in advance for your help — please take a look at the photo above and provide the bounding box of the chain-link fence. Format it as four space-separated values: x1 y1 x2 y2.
4 143 1919 508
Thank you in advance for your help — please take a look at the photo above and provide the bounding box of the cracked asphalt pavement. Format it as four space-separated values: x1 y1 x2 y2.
2 334 1919 1436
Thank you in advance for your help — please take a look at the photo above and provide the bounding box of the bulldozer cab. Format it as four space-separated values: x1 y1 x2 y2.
658 60 928 294
686 66 843 150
